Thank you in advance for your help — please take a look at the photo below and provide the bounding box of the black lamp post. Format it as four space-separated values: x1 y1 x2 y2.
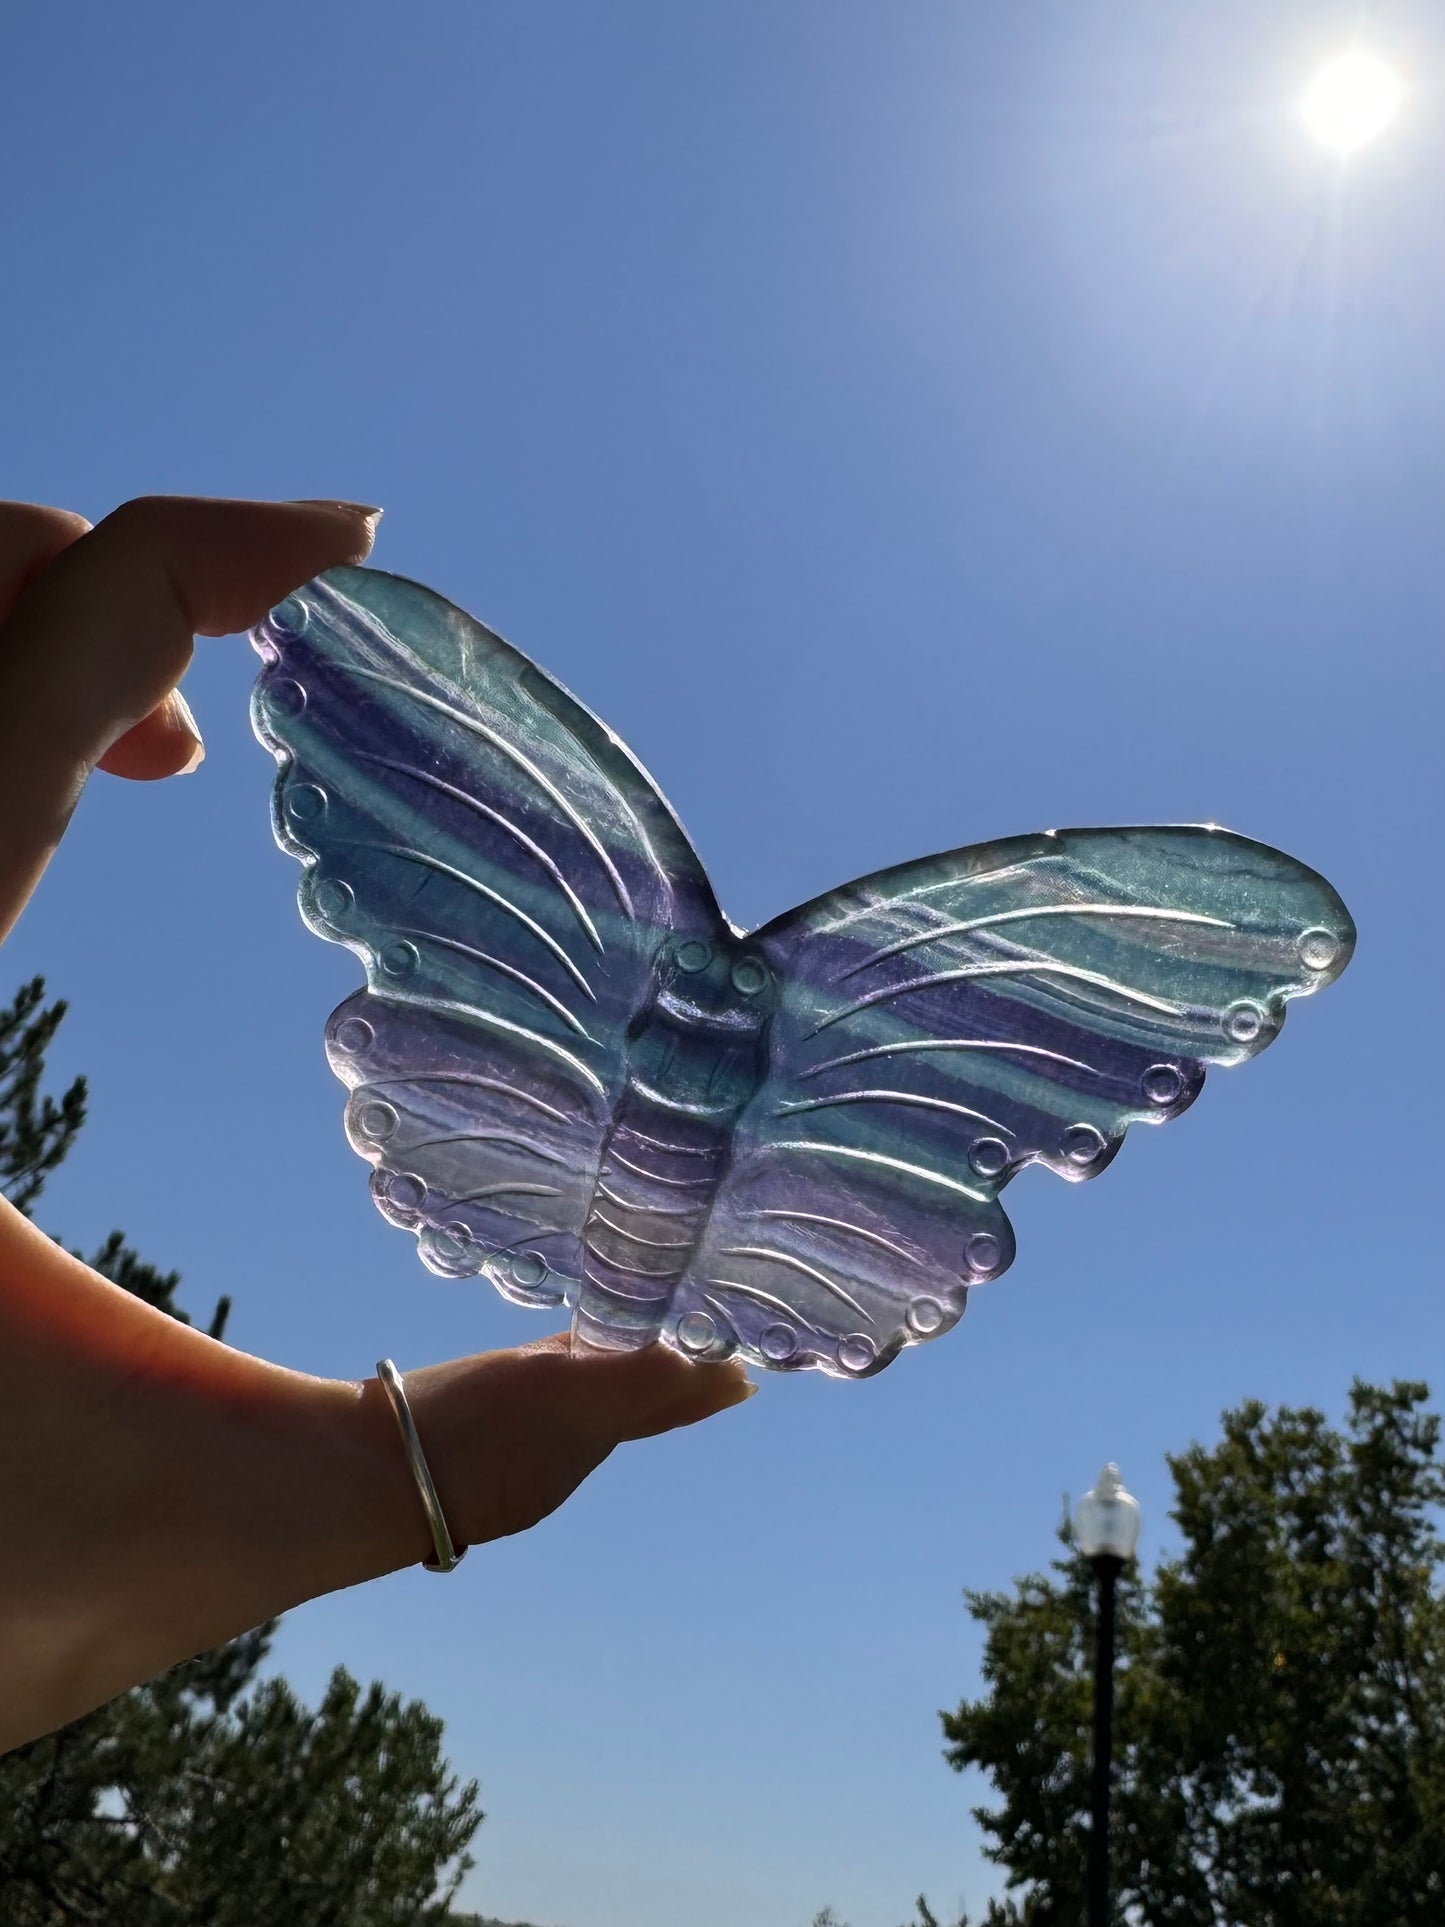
1074 1464 1142 1927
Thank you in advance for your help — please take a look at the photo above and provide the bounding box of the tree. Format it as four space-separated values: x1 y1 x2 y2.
941 1383 1445 1924
0 976 86 1213
0 980 483 1922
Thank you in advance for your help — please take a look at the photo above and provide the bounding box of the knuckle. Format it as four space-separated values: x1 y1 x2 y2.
0 501 91 570
99 495 174 539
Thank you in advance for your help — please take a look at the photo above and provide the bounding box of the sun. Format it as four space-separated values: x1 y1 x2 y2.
1299 50 1404 154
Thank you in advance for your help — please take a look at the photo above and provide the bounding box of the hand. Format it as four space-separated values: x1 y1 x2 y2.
0 496 384 938
0 499 754 1753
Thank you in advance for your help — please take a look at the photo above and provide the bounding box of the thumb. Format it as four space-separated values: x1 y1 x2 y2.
389 1335 756 1552
97 688 206 781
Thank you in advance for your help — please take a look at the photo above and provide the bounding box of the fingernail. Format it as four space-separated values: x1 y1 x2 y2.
172 691 205 773
290 499 383 519
711 1365 757 1409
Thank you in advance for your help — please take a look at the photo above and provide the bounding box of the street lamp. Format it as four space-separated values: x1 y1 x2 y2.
1075 1465 1142 1927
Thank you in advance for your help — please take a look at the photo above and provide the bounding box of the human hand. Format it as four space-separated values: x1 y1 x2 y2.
0 495 381 939
0 496 754 1752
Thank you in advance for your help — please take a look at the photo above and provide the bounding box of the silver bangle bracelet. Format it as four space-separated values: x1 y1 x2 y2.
375 1358 467 1575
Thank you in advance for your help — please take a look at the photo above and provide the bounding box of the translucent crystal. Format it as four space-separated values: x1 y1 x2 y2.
253 570 1354 1378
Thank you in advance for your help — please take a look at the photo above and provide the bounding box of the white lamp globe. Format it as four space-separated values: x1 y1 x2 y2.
1075 1464 1142 1563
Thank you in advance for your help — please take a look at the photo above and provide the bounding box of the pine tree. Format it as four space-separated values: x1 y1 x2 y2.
0 980 483 1922
0 977 86 1214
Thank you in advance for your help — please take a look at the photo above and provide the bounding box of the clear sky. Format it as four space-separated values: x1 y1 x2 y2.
4 4 1442 1922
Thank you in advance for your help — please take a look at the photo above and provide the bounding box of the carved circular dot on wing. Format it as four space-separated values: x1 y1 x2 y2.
1298 927 1340 972
313 878 353 923
968 1136 1010 1179
1061 1123 1107 1166
677 1309 718 1353
510 1251 548 1289
379 940 419 979
333 1016 374 1055
1142 1063 1184 1106
268 676 307 716
356 1100 398 1141
760 1322 798 1362
965 1232 1003 1275
730 956 769 996
273 596 310 635
906 1296 946 1336
422 1226 471 1268
386 1171 427 1213
1223 999 1266 1044
676 939 712 974
285 783 327 823
837 1334 877 1375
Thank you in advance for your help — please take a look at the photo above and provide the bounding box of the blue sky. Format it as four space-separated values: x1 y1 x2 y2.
4 4 1442 1922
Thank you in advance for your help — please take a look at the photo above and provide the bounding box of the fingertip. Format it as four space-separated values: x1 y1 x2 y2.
521 1331 756 1440
286 500 382 561
620 1352 758 1438
654 1365 757 1430
96 690 205 780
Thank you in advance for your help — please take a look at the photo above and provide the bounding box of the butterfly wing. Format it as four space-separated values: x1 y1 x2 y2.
669 826 1353 1375
251 566 723 1306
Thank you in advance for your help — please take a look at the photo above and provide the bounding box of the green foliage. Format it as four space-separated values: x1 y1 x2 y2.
0 977 86 1214
942 1383 1445 1924
0 980 483 1921
85 1225 233 1342
0 1665 480 1925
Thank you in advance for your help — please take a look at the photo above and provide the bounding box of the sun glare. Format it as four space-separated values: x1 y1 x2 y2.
1300 50 1404 154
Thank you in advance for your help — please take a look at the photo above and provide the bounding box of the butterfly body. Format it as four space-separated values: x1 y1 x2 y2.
252 568 1354 1379
575 939 773 1349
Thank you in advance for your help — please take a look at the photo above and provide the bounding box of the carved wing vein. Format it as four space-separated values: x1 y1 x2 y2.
774 1088 1014 1136
368 986 606 1101
361 1073 572 1124
836 902 1235 980
757 1207 920 1263
716 1245 872 1323
353 750 605 953
772 1138 989 1203
451 1182 565 1203
343 663 637 920
809 961 1187 1035
389 928 596 1038
336 841 595 1000
401 1131 567 1165
800 1038 1098 1080
704 1280 821 1330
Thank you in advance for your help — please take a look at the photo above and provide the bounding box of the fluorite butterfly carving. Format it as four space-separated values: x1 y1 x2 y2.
252 569 1354 1379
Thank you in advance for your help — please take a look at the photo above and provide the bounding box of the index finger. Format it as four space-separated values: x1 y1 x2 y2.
2 496 381 767
0 496 380 941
